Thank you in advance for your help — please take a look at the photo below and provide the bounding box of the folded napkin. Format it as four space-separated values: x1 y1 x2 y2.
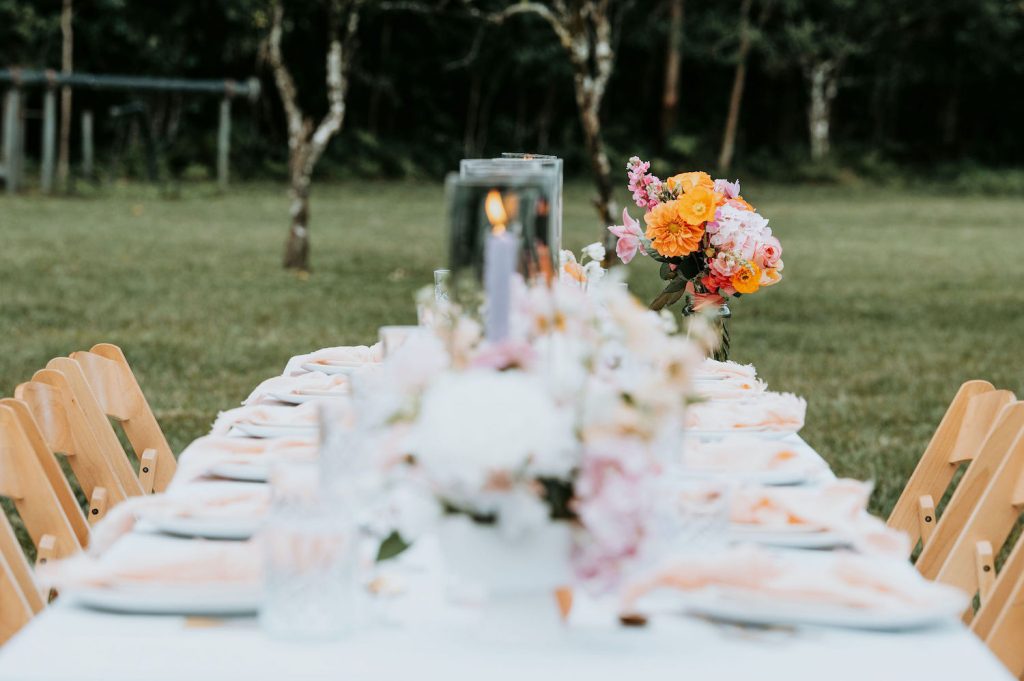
681 435 827 479
243 372 351 405
282 344 382 377
211 401 323 436
694 359 757 382
621 545 966 616
686 392 807 432
731 479 908 556
88 481 270 553
173 435 317 485
37 533 261 590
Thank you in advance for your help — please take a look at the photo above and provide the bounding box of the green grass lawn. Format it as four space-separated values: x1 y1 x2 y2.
2 181 1023 515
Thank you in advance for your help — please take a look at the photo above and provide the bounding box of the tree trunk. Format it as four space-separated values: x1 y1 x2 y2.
266 0 358 272
806 58 837 162
57 0 73 191
717 0 752 174
283 173 311 270
659 0 684 147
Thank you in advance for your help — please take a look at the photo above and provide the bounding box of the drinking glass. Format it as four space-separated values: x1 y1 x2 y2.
433 269 451 302
260 461 358 640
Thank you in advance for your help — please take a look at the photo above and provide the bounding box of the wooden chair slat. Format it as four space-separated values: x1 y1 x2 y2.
887 380 1002 547
16 374 134 507
0 513 43 614
0 406 83 562
916 402 1024 579
0 555 34 645
0 398 90 549
67 344 176 493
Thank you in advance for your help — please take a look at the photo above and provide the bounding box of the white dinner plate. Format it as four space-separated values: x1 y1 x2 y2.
301 362 369 376
684 468 811 487
207 462 271 482
680 587 961 631
73 584 260 616
147 515 262 541
729 525 850 549
685 428 797 442
265 390 347 405
232 422 317 439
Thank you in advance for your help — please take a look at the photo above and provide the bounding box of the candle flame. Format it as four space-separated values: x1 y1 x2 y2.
485 189 508 234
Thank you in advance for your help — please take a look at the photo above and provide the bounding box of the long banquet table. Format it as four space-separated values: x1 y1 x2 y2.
0 348 1014 681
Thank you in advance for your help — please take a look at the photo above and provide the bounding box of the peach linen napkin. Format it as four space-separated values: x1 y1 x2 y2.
681 434 829 479
694 359 758 382
243 372 351 405
37 533 262 590
621 545 967 616
731 479 909 556
686 392 807 432
173 435 317 485
88 481 271 553
282 343 383 377
210 401 324 437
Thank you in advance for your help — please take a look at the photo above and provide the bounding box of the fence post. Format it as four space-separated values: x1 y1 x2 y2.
3 88 23 194
41 88 57 193
217 96 231 190
81 109 94 180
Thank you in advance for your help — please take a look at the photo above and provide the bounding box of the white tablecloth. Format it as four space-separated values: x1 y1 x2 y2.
0 413 1007 678
0 600 1011 681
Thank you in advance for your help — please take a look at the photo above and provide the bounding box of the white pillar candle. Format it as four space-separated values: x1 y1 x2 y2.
484 229 517 343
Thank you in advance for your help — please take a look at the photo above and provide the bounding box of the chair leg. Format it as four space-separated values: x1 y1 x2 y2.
35 534 57 568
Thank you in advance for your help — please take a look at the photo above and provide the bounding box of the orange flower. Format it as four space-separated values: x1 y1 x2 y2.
643 200 705 257
666 171 714 194
731 261 762 294
676 186 722 226
563 260 586 283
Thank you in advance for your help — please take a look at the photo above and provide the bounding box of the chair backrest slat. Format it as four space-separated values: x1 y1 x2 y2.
930 428 1024 611
63 344 176 492
0 556 34 645
916 402 1024 580
887 381 1013 549
0 513 43 615
15 372 137 507
0 406 84 563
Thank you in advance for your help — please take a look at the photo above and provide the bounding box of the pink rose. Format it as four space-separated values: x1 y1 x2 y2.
755 235 782 268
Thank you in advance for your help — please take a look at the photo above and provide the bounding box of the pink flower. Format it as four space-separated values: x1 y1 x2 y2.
708 252 740 279
714 178 741 199
755 235 782 268
608 208 644 264
626 157 662 211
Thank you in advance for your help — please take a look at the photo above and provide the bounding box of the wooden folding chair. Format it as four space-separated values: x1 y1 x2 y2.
1 514 42 645
972 547 1024 676
59 344 176 493
0 405 84 566
926 422 1024 622
14 368 138 521
887 380 1014 552
916 402 1024 580
0 399 90 548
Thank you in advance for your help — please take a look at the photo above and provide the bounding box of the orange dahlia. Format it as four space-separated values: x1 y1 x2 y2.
644 200 705 257
731 262 762 294
666 171 714 194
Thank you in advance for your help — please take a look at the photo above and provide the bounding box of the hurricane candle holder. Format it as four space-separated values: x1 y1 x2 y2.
446 172 553 342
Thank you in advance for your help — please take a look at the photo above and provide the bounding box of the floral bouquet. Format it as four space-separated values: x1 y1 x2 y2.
356 269 700 589
609 157 784 359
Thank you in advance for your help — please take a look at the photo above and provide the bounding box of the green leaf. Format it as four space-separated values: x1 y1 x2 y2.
660 261 678 280
679 253 704 279
650 277 688 310
376 531 410 562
